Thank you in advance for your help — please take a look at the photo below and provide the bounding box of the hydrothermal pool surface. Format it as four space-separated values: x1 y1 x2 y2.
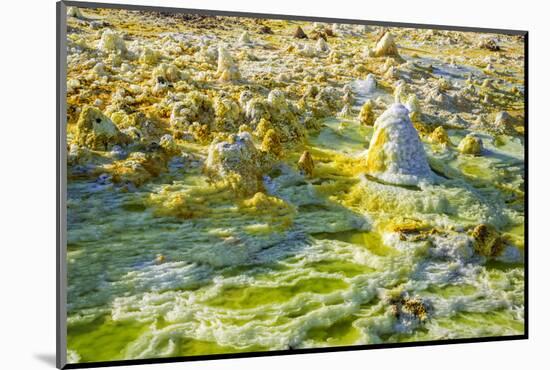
65 6 525 364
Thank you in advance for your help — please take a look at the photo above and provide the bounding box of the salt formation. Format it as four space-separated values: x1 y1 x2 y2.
458 133 483 155
355 74 377 95
478 37 500 51
75 106 128 150
204 132 265 193
216 47 240 82
393 82 406 103
430 126 450 145
261 129 283 157
293 26 308 39
471 224 504 257
243 89 304 143
384 66 398 80
494 111 514 133
98 29 127 54
267 89 286 107
370 32 400 57
244 97 271 123
298 150 314 177
91 62 106 77
297 44 317 58
238 31 251 44
107 151 167 186
170 92 214 132
342 87 354 105
406 94 421 120
214 97 241 131
152 63 180 87
358 99 375 125
159 134 178 154
387 292 431 333
316 37 329 52
338 104 353 118
67 6 83 18
140 48 160 65
239 90 254 107
365 104 433 185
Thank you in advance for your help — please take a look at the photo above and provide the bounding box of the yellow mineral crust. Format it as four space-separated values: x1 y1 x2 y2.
358 99 375 126
148 190 209 219
297 150 315 177
240 192 295 215
75 106 128 150
458 133 484 155
106 151 167 186
261 129 283 157
470 224 505 257
430 126 451 145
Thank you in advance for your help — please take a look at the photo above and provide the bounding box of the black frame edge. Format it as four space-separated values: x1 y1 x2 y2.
523 31 529 339
62 335 527 369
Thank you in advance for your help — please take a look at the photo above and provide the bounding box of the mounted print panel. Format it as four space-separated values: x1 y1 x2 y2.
58 1 527 368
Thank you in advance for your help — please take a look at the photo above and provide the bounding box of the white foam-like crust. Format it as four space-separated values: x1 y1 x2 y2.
66 166 523 357
67 232 522 357
366 103 434 186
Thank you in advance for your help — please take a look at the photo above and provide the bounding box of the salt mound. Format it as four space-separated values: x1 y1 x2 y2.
298 150 314 177
358 99 375 125
140 47 160 65
67 6 83 19
430 126 450 145
371 32 400 57
217 47 240 82
365 103 433 185
204 132 264 194
75 106 127 150
98 29 126 54
337 104 353 118
238 31 251 44
458 133 483 155
494 111 515 134
316 37 329 52
293 26 308 39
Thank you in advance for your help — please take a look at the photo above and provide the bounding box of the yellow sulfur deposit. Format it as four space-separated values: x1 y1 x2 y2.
75 106 128 150
430 126 450 145
458 133 484 155
358 99 375 126
297 150 315 177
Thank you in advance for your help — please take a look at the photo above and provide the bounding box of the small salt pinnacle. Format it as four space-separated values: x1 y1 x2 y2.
258 25 273 34
293 26 308 39
430 126 450 145
458 133 483 155
155 254 166 264
298 151 314 177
